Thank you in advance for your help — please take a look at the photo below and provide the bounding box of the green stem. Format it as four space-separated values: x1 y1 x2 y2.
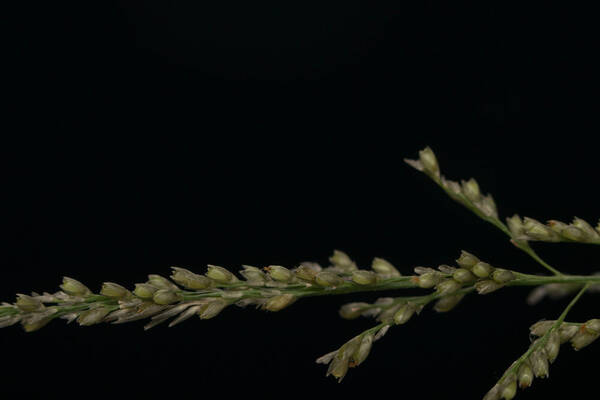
180 273 598 303
433 178 562 276
511 240 562 276
507 273 600 286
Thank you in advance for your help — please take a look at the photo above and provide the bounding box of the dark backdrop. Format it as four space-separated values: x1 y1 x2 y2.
3 2 598 399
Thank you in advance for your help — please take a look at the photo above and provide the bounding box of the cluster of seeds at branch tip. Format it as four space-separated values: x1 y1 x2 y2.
507 215 600 244
316 324 390 382
339 297 425 326
411 250 515 298
0 250 405 332
483 319 600 400
404 147 498 219
338 251 516 327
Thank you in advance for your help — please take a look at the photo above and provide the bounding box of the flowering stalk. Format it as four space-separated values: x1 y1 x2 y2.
1 146 598 400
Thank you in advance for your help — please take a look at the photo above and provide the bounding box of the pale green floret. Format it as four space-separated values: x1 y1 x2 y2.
240 265 267 283
329 250 357 271
147 274 178 290
461 178 480 202
433 294 464 312
23 318 52 332
452 268 476 283
133 283 158 299
293 265 318 282
472 262 493 278
435 279 461 295
199 299 227 319
152 289 182 305
351 270 377 285
491 269 515 284
529 320 554 336
326 338 360 382
418 146 440 178
60 277 92 297
545 331 560 363
572 217 599 238
326 354 349 383
558 325 579 343
456 250 479 269
475 280 503 295
100 282 131 299
561 226 586 242
77 308 110 326
15 294 43 312
371 257 400 277
393 303 416 325
500 379 517 400
523 217 561 241
206 265 235 283
264 294 295 311
506 214 525 237
479 194 498 218
170 267 213 289
339 302 369 320
416 272 442 289
571 320 600 350
584 319 600 334
265 265 294 282
315 271 344 287
518 362 533 389
529 348 549 378
351 333 374 367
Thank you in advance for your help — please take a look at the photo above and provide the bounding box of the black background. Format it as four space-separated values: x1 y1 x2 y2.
3 1 598 399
